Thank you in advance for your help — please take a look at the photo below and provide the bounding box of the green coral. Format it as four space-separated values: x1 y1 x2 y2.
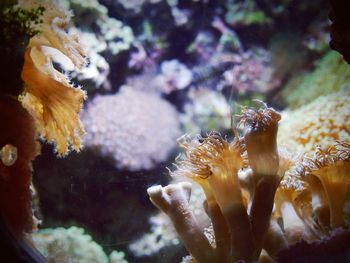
0 1 44 96
285 51 350 109
225 0 271 26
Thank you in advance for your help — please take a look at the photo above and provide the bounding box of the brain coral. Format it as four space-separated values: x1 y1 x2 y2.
82 86 181 171
278 91 350 153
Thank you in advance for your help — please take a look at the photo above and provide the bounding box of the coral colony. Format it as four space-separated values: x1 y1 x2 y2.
82 86 181 171
148 102 350 263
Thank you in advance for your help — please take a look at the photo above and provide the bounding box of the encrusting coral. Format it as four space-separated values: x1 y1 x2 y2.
278 90 350 154
284 51 350 109
147 100 350 262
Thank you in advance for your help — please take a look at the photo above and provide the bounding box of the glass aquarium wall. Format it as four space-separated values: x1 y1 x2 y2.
0 0 350 262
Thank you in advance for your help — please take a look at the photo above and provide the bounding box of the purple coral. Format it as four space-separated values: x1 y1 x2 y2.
82 86 181 171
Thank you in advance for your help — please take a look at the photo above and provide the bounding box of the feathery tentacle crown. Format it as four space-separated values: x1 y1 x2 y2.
238 101 281 133
293 141 350 177
293 141 350 229
172 132 245 180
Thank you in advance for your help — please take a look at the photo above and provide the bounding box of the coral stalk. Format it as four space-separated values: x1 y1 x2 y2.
147 183 215 263
239 103 281 260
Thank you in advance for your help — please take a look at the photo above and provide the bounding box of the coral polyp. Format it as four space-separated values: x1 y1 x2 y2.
148 101 350 263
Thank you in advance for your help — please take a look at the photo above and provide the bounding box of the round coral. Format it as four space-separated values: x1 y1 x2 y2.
82 86 181 171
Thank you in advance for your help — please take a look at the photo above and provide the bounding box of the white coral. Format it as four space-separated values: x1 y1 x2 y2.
32 226 128 263
82 86 181 171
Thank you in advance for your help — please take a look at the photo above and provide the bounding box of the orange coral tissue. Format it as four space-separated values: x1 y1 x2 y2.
20 0 87 156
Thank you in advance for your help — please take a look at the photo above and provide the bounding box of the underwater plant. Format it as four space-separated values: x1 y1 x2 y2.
147 101 350 262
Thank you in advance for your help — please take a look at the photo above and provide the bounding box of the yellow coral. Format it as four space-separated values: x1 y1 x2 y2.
278 91 350 154
19 0 86 155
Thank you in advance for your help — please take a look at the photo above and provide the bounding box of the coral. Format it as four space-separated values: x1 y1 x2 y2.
147 99 350 262
71 0 135 55
112 0 161 14
98 18 134 56
293 142 350 230
153 59 193 94
0 96 40 235
274 141 350 249
221 49 280 95
148 103 286 262
224 0 271 27
129 211 180 257
187 31 219 63
19 0 87 156
129 181 208 256
211 16 242 52
60 0 109 24
60 0 134 90
32 226 128 263
127 58 191 95
82 86 181 171
109 251 128 263
71 30 111 91
278 91 350 154
180 88 232 134
285 51 350 109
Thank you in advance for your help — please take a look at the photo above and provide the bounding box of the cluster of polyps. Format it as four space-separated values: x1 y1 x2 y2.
147 102 350 263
